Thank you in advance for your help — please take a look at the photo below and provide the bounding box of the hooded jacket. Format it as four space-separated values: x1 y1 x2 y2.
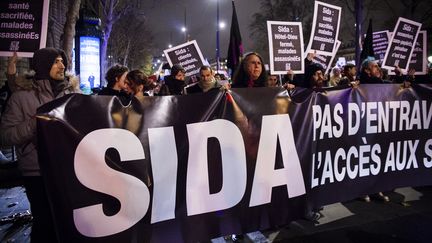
0 48 80 176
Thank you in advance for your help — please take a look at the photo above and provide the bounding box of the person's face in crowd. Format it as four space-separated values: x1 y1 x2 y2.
49 56 66 81
367 62 381 78
347 66 357 79
333 68 341 77
214 74 221 81
115 71 128 91
200 69 214 85
175 71 186 81
245 54 262 81
124 78 133 94
266 75 278 87
312 70 325 88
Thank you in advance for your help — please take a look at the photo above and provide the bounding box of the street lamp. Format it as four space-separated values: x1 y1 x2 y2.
219 21 226 29
181 26 187 42
216 0 220 72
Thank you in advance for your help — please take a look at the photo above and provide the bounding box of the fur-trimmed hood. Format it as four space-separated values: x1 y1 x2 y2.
8 71 81 94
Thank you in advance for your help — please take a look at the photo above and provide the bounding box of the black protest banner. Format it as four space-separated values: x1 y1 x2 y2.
163 40 206 77
372 30 390 62
307 1 341 56
382 17 422 73
267 21 304 74
309 40 340 75
37 84 432 243
0 0 49 57
409 30 427 75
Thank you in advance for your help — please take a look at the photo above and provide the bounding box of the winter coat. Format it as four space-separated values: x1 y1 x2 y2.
159 75 186 95
184 81 221 94
98 87 131 106
0 74 80 176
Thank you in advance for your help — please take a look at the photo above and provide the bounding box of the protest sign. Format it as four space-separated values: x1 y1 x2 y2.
309 40 341 75
163 40 206 77
371 30 391 62
267 21 304 74
307 1 341 56
409 30 427 75
0 0 49 57
382 17 422 73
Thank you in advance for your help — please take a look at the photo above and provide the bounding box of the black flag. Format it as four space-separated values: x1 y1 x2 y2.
227 0 243 73
360 19 375 62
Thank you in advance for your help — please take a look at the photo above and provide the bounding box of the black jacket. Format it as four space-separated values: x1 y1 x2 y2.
98 87 131 105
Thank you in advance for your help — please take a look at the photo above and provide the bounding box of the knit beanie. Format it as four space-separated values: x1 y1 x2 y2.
170 64 185 77
31 47 68 80
304 63 324 88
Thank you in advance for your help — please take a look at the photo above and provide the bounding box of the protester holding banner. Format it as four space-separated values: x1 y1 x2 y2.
125 69 153 99
390 65 415 87
286 52 317 89
184 65 221 94
0 47 81 242
265 72 280 87
303 62 326 89
359 58 384 84
357 58 392 202
339 63 358 86
232 52 266 88
328 67 342 87
159 64 187 95
98 64 130 105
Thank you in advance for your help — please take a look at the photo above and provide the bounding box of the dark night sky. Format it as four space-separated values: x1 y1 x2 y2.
143 0 261 61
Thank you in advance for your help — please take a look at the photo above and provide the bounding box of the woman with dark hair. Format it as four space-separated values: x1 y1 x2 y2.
125 70 152 98
231 52 267 88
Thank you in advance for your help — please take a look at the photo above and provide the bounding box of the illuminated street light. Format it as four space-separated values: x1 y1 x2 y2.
219 21 226 29
428 56 432 63
168 44 173 48
181 26 187 42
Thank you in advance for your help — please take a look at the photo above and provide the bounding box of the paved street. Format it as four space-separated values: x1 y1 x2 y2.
1 165 432 243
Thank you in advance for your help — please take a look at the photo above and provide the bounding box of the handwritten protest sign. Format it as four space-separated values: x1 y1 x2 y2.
163 40 205 77
307 1 341 56
0 0 49 57
267 21 304 74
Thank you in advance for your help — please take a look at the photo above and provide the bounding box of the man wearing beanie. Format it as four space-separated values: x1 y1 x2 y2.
0 47 80 242
303 62 326 89
159 64 186 95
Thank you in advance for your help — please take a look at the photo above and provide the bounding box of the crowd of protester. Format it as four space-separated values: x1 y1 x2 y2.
0 46 432 242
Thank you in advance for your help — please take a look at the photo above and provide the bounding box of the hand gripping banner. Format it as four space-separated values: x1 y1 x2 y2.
37 84 432 242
